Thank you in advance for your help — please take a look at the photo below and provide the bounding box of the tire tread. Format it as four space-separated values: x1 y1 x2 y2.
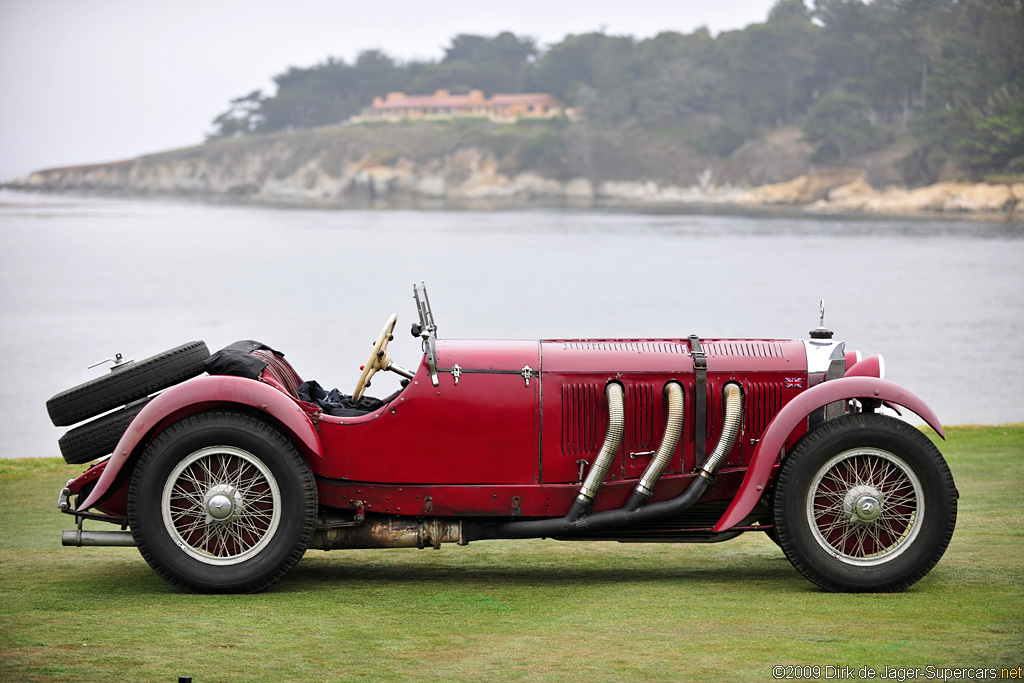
47 341 209 426
127 411 318 593
58 400 150 464
772 413 957 593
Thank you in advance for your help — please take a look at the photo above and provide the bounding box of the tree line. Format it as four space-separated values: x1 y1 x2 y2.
211 0 1024 178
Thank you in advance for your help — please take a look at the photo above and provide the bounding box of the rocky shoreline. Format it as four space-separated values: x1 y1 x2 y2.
6 142 1023 219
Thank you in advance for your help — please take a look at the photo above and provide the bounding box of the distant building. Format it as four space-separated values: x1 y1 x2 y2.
357 89 564 122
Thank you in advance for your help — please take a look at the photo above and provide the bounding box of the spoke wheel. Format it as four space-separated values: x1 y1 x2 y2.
807 448 922 565
129 411 317 593
773 414 956 593
162 446 282 565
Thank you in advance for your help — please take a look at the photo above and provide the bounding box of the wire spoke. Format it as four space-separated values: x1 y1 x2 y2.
809 448 924 563
164 446 280 562
182 514 209 539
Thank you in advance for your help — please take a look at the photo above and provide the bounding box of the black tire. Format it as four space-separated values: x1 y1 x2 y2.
127 411 318 593
58 399 150 464
773 413 957 593
46 341 209 427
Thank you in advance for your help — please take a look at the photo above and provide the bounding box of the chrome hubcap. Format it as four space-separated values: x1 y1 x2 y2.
844 484 883 522
855 495 882 522
807 448 923 566
203 484 244 524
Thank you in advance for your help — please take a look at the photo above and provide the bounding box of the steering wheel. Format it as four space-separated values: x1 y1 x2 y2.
352 313 398 401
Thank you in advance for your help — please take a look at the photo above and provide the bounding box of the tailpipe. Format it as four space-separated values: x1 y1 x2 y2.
625 382 684 511
62 530 136 547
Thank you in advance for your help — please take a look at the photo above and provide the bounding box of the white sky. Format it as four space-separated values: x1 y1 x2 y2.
0 0 779 180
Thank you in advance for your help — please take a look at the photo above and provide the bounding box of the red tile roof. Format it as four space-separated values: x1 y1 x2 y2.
368 91 560 112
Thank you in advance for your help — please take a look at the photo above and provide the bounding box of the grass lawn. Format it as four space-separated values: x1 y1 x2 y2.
2 425 1021 682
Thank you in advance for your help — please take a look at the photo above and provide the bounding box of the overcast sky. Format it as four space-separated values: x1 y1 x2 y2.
0 0 779 180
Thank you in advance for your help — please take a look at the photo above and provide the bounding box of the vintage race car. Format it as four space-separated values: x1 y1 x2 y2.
50 284 957 593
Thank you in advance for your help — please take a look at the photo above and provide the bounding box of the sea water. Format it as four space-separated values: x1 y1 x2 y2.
1 190 1021 458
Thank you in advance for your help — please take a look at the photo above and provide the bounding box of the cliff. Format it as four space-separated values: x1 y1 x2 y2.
6 120 1023 218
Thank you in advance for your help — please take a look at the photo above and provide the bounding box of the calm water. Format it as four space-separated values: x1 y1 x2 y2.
1 190 1022 458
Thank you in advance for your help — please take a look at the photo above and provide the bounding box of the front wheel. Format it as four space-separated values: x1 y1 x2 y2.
773 414 956 592
128 411 318 593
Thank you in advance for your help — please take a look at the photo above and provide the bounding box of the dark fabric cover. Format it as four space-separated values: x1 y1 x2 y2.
204 340 284 380
297 380 384 417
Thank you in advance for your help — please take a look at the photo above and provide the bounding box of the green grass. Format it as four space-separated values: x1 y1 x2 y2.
2 425 1022 682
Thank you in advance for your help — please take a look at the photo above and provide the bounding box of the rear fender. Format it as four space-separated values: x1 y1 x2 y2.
76 375 322 512
712 376 943 532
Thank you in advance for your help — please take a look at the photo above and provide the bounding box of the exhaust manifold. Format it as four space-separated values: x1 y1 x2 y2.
471 381 744 541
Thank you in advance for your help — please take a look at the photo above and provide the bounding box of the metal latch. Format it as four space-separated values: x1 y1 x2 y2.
88 352 132 371
452 364 462 386
521 365 533 387
629 450 656 460
577 459 588 481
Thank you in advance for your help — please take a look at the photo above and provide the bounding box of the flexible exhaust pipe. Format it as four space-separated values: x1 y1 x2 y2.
468 382 744 541
565 382 625 520
625 382 684 511
701 383 743 476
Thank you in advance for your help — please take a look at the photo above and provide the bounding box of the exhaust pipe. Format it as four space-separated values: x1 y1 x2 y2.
625 382 684 511
467 382 744 541
309 514 464 550
62 530 136 547
566 382 625 520
701 383 743 476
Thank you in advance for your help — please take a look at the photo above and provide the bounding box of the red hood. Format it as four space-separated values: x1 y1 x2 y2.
540 338 806 374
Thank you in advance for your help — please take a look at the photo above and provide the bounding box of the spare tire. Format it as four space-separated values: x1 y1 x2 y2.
58 399 151 464
47 341 209 427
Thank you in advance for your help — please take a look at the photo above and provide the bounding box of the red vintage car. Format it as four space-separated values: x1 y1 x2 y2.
50 285 957 593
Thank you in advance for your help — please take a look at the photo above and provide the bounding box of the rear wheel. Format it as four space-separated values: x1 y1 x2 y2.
128 411 317 593
773 413 956 592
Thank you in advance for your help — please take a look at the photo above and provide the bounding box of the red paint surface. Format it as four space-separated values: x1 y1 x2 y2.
71 336 942 536
845 355 883 378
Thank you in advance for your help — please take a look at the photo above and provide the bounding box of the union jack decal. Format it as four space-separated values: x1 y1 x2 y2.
784 377 804 388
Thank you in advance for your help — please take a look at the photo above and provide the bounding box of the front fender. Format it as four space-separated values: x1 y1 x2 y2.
77 375 322 512
712 376 943 532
